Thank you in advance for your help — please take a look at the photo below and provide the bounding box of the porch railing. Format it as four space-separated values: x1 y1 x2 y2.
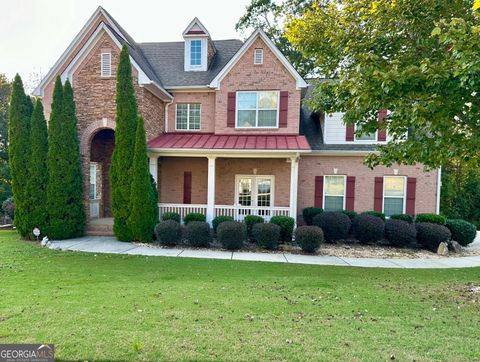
159 203 208 223
90 199 100 218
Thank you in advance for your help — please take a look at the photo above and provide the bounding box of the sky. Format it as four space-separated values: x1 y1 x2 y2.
0 0 252 92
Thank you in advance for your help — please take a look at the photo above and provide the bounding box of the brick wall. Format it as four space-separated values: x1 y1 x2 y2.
167 92 215 133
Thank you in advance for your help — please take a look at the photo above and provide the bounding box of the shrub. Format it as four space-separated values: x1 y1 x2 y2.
155 220 182 246
390 214 414 223
295 226 324 253
252 223 281 250
342 210 357 221
361 211 386 220
212 216 234 233
2 197 15 220
415 213 447 225
446 219 477 246
312 212 351 242
185 221 211 247
353 214 385 244
270 216 295 242
302 207 323 225
244 215 264 238
217 221 246 250
385 219 417 247
162 212 181 223
415 222 451 251
184 212 206 225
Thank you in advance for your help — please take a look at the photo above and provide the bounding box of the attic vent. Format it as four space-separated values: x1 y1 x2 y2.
254 48 264 65
101 52 112 77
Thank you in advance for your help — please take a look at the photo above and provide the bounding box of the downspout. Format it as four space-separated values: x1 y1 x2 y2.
436 167 442 214
164 99 173 133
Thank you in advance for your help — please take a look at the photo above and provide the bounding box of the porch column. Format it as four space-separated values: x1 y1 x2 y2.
289 155 299 225
206 156 216 224
148 155 158 185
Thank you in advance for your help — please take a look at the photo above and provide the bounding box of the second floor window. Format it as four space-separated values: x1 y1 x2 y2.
355 124 377 141
176 103 201 130
236 91 279 128
324 175 345 211
190 40 202 66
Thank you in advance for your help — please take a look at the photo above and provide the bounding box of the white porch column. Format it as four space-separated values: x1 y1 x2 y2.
289 155 299 225
148 155 158 185
206 156 216 224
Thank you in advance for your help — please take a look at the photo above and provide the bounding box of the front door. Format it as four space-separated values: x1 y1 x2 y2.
236 175 274 220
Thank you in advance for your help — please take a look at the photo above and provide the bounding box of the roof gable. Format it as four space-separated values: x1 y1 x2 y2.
182 18 210 37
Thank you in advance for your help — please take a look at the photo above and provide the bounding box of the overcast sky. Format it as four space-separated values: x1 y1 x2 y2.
0 0 252 92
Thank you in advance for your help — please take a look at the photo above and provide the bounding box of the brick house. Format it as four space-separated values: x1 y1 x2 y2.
33 7 440 231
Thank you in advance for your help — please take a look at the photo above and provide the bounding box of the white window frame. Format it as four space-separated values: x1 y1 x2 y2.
323 175 346 211
235 175 275 207
100 52 112 77
89 163 97 200
184 38 207 71
175 103 202 131
235 91 280 129
190 39 202 66
354 123 378 142
383 176 407 215
254 48 264 65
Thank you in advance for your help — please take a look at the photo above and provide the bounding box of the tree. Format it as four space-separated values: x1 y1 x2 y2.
286 0 480 168
110 44 139 241
127 117 157 242
46 77 85 239
0 74 12 205
8 74 31 237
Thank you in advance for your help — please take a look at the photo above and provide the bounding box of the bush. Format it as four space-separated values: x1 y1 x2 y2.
252 223 281 250
361 211 386 220
415 213 447 225
184 212 206 225
270 216 295 242
446 219 477 246
385 219 417 247
244 215 264 238
342 210 357 221
217 221 246 250
302 207 323 225
2 197 15 220
295 226 324 253
185 221 211 247
155 220 182 246
390 214 414 223
415 222 451 251
162 212 181 223
353 214 385 244
312 212 351 242
212 216 234 233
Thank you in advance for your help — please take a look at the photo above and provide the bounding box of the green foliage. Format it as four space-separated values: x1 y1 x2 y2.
415 222 451 251
353 214 385 244
155 220 182 246
415 213 446 225
252 223 280 250
0 74 12 205
185 221 212 247
184 213 206 225
341 210 357 221
312 212 350 242
244 215 264 238
302 207 323 225
269 216 295 242
390 214 414 224
446 219 477 246
295 225 324 253
162 212 181 223
212 216 234 233
111 44 139 241
361 211 386 221
385 219 417 248
217 221 246 250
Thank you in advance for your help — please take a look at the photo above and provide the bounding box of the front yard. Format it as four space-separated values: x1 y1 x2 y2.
1 230 479 361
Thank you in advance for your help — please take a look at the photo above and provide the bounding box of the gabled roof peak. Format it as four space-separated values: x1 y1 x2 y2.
182 17 210 37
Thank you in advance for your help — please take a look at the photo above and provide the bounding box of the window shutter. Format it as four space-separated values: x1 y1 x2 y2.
346 125 355 142
279 91 289 128
227 92 236 127
378 109 388 142
374 177 384 212
346 176 356 211
183 171 192 204
314 176 324 208
406 177 417 215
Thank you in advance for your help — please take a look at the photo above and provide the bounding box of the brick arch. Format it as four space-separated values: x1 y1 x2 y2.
80 118 116 156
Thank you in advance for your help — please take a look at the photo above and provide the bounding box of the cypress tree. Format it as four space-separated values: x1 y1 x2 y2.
127 117 157 242
8 74 31 237
110 44 138 241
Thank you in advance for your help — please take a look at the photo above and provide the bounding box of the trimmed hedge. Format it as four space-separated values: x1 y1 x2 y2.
302 207 323 225
353 214 385 244
385 219 417 247
270 216 295 242
155 220 182 246
185 221 211 247
212 216 234 233
361 211 386 220
244 215 264 238
342 210 357 221
312 212 351 242
162 212 181 223
184 212 206 225
252 223 280 250
295 226 324 253
390 214 414 223
415 222 451 251
415 213 447 225
446 219 477 246
217 221 246 250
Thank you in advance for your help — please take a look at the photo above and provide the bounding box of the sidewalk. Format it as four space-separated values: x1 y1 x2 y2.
47 236 480 269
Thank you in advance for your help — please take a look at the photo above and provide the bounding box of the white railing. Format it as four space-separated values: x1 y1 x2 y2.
215 205 290 222
159 203 208 223
90 199 100 218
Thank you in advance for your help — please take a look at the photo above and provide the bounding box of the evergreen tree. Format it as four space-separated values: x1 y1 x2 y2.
127 117 157 242
110 44 138 241
8 74 31 237
46 77 85 239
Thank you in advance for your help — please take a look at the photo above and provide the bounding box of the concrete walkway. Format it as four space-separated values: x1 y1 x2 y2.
47 236 480 269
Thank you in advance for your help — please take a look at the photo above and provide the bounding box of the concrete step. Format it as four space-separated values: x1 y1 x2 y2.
86 219 114 236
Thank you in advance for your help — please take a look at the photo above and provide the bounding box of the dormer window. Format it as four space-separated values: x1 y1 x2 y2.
254 48 263 65
190 40 202 66
100 52 111 77
183 18 213 72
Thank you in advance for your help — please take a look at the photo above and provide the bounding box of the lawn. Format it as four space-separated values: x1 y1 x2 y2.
0 231 479 361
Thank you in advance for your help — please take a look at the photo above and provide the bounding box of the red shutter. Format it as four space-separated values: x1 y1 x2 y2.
346 125 355 141
279 91 289 128
378 109 388 142
227 92 236 127
345 176 356 211
314 176 324 208
406 177 417 215
374 177 384 212
183 171 192 204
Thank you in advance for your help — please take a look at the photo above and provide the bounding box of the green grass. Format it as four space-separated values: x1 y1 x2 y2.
1 230 479 361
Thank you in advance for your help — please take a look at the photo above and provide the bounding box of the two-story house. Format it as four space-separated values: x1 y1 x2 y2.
33 7 440 233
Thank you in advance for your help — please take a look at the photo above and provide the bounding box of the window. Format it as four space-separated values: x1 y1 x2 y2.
355 124 377 141
176 104 201 130
190 40 202 66
383 176 406 217
254 48 264 64
236 91 279 128
100 52 111 77
236 175 274 218
324 175 345 211
89 163 97 200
